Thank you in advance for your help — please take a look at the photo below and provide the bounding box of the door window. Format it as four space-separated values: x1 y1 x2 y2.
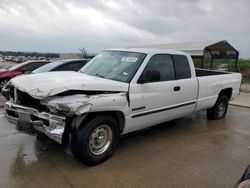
55 61 86 71
19 62 46 72
141 54 175 82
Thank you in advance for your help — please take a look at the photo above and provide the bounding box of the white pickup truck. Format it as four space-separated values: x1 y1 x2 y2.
5 48 242 165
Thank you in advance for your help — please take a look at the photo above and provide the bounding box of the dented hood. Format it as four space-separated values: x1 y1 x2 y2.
10 71 129 99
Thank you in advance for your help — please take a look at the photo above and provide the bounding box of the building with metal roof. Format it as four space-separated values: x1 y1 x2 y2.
133 40 239 71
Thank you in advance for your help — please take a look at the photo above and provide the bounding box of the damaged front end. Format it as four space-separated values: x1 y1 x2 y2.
5 86 128 144
5 101 65 144
42 90 127 116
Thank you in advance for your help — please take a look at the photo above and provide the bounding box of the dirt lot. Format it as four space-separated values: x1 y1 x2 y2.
1 105 250 188
0 95 6 107
0 61 17 69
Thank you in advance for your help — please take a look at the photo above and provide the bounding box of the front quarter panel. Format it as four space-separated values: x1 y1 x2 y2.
43 93 129 116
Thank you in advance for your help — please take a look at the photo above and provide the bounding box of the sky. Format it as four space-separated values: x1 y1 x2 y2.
0 0 249 58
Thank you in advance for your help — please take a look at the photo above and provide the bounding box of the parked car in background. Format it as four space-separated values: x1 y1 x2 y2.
0 60 51 91
2 59 89 99
32 59 89 74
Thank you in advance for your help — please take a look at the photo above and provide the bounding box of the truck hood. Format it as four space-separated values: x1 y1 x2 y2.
10 71 129 99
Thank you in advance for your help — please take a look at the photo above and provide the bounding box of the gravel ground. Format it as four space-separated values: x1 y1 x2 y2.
0 61 17 69
241 84 250 93
0 95 6 107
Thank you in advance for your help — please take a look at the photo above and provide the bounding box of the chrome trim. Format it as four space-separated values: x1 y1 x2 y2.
131 101 196 118
5 101 66 144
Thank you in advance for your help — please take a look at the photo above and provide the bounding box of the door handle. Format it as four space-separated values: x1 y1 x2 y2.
174 86 181 91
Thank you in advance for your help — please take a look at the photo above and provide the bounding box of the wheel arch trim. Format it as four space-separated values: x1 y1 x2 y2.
71 111 126 133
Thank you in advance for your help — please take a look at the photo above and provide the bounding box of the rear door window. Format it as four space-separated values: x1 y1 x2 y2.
55 61 86 71
19 62 47 72
172 55 191 79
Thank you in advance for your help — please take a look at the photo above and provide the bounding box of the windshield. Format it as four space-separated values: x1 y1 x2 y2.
8 61 30 70
80 51 146 83
32 61 62 73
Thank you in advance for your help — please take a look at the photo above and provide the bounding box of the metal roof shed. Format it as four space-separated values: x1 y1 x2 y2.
133 40 239 71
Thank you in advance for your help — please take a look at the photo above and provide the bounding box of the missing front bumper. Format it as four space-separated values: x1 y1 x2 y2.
5 101 66 144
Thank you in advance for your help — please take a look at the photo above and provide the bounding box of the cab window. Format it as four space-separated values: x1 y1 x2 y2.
140 54 175 82
172 55 191 79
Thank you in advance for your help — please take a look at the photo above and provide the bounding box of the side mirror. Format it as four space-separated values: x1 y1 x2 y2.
138 70 161 84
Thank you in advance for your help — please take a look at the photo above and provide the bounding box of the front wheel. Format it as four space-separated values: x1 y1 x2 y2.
0 79 9 91
71 115 119 166
207 95 229 120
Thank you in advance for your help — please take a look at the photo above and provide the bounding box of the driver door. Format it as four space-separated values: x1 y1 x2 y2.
127 54 197 132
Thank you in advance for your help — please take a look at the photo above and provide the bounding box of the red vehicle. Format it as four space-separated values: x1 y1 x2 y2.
0 60 51 91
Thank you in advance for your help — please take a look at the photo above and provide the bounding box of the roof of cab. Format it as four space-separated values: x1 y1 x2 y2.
106 48 189 56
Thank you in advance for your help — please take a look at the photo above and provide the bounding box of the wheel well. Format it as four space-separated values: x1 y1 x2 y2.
218 88 232 100
0 78 10 81
77 111 125 133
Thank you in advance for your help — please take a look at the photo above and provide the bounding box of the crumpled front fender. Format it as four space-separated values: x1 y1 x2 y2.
42 92 128 116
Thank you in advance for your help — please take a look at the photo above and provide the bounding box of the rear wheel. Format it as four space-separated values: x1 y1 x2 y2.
207 95 229 120
71 115 119 166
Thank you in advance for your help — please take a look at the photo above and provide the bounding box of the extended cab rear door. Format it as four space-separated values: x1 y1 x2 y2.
126 53 198 133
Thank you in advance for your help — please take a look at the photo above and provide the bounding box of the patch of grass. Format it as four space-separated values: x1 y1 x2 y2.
238 59 250 84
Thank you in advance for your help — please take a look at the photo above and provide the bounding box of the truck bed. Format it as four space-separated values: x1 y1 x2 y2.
195 68 230 77
194 68 242 112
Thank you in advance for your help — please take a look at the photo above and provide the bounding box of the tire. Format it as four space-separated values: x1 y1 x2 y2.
207 95 229 120
71 115 119 166
0 79 9 92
